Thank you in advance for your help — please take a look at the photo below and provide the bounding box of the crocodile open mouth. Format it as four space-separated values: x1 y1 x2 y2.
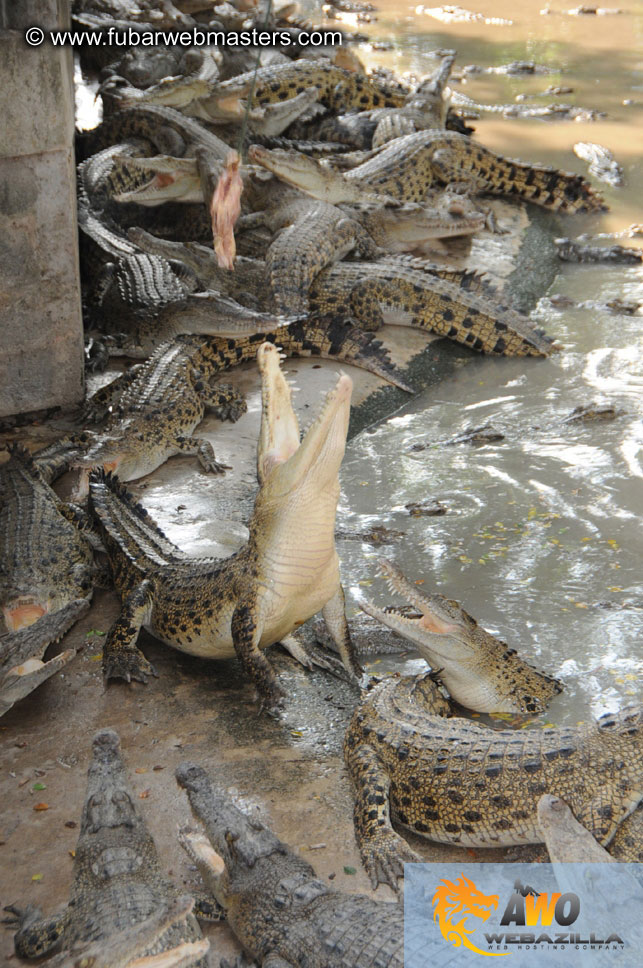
361 557 462 638
2 598 48 632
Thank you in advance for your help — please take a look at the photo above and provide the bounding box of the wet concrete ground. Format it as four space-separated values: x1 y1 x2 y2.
0 203 542 963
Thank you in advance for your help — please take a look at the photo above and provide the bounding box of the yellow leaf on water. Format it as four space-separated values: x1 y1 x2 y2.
608 587 623 592
358 580 373 586
290 730 303 737
607 540 620 549
574 602 588 609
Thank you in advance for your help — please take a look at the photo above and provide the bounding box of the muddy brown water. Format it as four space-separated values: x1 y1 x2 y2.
2 2 643 963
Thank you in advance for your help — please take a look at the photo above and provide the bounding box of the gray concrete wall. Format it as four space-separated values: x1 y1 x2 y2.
0 0 84 418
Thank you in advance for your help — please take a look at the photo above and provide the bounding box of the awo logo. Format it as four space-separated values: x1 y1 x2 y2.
432 875 625 957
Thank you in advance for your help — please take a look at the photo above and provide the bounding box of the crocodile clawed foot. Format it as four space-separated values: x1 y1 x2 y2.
103 649 157 684
201 457 232 475
362 833 422 893
259 682 287 718
2 903 40 929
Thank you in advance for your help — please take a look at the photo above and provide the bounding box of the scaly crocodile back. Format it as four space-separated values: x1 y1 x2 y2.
346 130 605 213
88 471 185 583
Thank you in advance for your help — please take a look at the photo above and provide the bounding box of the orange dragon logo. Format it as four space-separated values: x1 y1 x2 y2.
432 873 507 957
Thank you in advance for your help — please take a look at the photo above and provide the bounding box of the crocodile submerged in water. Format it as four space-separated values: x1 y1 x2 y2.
68 317 408 489
4 729 208 965
87 343 364 710
0 447 95 716
359 558 562 713
175 761 404 968
344 673 643 889
250 131 606 213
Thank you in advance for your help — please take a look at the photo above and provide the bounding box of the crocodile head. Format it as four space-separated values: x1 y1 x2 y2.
176 762 313 913
75 730 156 880
111 155 203 205
248 145 368 204
255 342 352 498
361 558 562 714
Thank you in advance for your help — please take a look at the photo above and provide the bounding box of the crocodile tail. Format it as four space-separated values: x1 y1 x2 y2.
266 317 413 392
485 155 606 214
201 320 412 391
88 470 184 573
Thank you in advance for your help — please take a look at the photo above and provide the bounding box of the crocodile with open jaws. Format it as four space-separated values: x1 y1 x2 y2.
64 317 408 489
249 132 605 213
344 673 643 890
0 446 95 717
359 558 562 713
175 761 404 968
87 343 364 710
157 60 407 125
129 229 552 358
4 728 209 966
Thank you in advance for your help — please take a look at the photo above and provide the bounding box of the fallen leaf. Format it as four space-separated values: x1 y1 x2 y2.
343 866 357 875
32 782 46 791
33 803 49 811
153 765 165 772
139 790 151 799
64 820 77 828
69 850 75 858
31 874 42 882
135 768 147 774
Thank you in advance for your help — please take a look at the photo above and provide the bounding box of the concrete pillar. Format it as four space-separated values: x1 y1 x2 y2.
0 0 84 418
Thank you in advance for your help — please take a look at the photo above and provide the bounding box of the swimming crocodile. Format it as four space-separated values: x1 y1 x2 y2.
0 446 95 716
249 131 606 213
344 673 643 889
4 729 208 965
87 344 363 710
359 558 562 713
175 761 404 968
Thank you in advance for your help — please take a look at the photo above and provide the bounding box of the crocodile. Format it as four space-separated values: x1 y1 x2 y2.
249 131 606 213
449 89 606 123
0 446 95 715
344 672 643 889
307 259 554 356
4 729 207 965
573 142 624 187
87 343 364 709
79 104 233 164
176 61 407 124
127 229 551 357
175 761 404 968
359 558 562 714
38 896 209 968
68 316 408 488
554 237 642 263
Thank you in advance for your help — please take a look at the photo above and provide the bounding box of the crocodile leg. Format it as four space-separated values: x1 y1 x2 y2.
348 280 386 331
231 600 285 712
321 586 364 682
346 743 421 891
3 904 68 959
577 787 643 845
83 367 143 423
103 580 157 683
197 380 247 423
279 634 348 679
173 434 230 474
